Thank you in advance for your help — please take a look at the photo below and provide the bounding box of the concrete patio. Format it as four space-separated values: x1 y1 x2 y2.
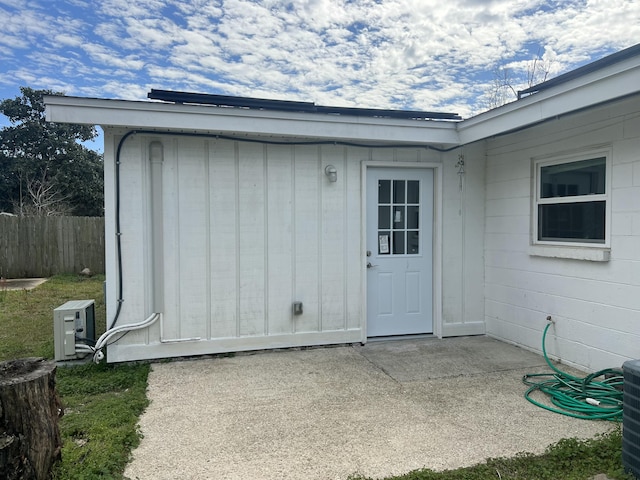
124 336 613 480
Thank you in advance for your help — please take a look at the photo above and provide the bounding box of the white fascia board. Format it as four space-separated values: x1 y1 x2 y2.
45 96 460 147
457 56 640 145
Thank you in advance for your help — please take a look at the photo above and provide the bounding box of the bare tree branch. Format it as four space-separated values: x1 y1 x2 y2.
486 51 557 109
17 169 73 216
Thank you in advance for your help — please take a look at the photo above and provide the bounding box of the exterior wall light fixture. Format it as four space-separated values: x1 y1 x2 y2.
325 165 338 182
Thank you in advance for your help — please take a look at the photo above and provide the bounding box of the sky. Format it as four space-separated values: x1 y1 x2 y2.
1 0 640 151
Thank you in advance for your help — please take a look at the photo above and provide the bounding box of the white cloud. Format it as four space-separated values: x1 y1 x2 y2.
1 0 639 118
82 43 145 70
54 34 85 48
83 81 150 100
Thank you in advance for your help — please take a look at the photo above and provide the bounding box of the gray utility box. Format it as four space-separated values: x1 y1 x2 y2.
623 359 640 479
53 300 96 361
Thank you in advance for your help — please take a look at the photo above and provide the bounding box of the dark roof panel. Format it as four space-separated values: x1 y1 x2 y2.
148 89 461 121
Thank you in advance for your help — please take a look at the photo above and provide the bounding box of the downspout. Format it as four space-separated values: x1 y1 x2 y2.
149 141 165 320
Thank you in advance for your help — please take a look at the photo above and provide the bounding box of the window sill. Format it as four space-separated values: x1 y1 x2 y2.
529 245 610 262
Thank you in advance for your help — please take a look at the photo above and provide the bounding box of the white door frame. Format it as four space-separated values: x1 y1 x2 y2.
360 161 443 342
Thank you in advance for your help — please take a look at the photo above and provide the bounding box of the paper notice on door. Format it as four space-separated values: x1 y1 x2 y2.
379 234 389 254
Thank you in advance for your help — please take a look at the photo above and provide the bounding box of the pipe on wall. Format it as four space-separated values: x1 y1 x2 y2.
149 141 165 317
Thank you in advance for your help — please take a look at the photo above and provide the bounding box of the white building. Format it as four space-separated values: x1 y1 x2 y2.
46 44 640 371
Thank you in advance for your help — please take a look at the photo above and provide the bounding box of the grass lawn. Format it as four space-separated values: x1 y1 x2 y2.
0 274 633 479
0 274 149 479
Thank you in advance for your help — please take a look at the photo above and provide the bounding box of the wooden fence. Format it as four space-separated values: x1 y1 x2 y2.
0 216 105 278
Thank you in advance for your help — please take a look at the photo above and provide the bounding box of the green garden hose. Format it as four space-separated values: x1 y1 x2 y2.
522 322 623 421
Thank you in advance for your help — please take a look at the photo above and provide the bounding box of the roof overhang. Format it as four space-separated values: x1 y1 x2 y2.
45 44 640 151
457 49 640 145
45 95 461 148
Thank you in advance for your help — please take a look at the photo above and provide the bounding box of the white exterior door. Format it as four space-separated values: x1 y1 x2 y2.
366 167 433 337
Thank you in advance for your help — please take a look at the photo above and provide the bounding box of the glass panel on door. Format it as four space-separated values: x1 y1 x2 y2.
377 179 420 256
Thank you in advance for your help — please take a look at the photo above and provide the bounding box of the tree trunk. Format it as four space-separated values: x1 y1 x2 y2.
0 358 63 480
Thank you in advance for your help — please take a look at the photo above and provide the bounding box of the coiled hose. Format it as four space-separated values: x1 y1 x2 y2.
522 322 623 421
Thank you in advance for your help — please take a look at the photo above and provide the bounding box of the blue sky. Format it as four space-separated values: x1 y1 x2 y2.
1 0 639 151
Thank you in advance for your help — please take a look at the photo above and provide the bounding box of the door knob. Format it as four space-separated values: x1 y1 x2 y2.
367 262 378 269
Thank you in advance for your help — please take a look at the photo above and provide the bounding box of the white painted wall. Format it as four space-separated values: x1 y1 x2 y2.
441 143 486 336
103 132 484 362
483 95 640 372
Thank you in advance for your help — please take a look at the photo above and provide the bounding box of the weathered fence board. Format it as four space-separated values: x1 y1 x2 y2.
0 217 105 278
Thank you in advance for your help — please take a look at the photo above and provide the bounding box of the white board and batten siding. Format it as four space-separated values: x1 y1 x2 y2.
441 142 486 337
104 132 482 362
483 95 640 372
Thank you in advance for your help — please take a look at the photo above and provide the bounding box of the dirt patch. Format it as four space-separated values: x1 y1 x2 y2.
0 278 48 291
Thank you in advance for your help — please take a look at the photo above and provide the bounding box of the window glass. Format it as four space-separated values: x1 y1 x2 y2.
378 206 390 229
393 206 405 228
378 180 390 204
540 157 605 198
535 153 609 246
407 181 419 204
538 201 605 243
393 180 405 203
378 231 390 255
407 206 419 229
392 231 405 254
377 177 420 256
407 231 419 254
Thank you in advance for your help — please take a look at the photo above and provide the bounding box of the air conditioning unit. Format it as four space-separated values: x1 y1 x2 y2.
623 359 640 479
53 300 96 361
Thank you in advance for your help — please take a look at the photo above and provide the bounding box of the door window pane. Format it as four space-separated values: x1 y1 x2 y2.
393 180 405 203
378 231 390 254
376 176 423 256
392 231 405 254
407 181 419 204
407 206 419 229
407 231 419 254
378 206 390 229
378 180 390 204
393 206 405 228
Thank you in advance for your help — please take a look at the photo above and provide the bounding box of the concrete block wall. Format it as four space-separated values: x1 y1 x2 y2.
483 96 640 372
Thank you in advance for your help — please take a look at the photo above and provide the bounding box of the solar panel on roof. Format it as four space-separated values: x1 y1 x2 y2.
147 89 461 121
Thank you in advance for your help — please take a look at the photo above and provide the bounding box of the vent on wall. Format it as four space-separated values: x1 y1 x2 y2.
623 359 640 479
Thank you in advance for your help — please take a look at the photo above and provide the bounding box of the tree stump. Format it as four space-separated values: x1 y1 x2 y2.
0 358 63 480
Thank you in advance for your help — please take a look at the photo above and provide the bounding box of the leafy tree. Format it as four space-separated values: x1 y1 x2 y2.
0 87 104 216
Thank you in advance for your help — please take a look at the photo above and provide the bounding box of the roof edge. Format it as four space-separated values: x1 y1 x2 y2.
458 46 640 144
45 95 460 147
518 43 640 98
148 89 462 121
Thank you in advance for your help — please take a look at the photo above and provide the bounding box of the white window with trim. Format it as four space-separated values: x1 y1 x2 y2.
533 149 611 248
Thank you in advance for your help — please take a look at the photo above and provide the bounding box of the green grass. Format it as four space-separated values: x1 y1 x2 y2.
0 274 107 360
51 362 149 479
0 274 149 479
350 428 632 480
0 275 634 480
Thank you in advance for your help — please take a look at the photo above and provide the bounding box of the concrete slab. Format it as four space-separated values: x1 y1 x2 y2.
360 335 548 381
124 337 614 480
0 278 47 290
